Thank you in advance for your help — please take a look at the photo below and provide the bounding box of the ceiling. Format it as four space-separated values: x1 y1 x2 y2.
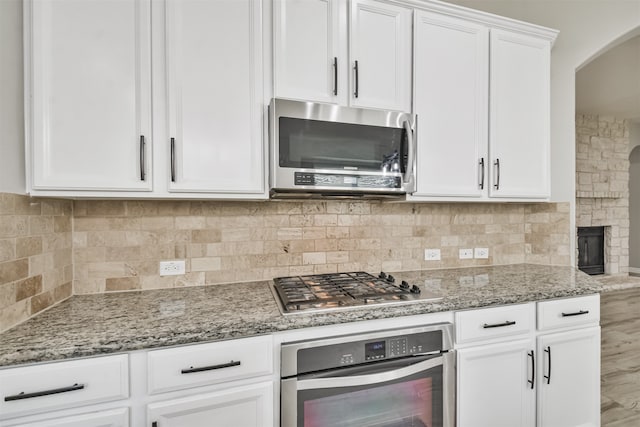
576 35 640 123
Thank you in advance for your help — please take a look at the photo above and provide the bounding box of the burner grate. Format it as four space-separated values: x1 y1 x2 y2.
273 272 411 312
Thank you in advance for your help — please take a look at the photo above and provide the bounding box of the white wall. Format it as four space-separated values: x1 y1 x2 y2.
0 0 25 194
444 0 640 267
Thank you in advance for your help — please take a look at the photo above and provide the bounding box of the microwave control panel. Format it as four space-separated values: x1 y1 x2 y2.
294 172 401 189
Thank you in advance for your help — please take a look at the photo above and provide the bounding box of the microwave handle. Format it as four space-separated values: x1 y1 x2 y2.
295 355 443 391
403 119 416 188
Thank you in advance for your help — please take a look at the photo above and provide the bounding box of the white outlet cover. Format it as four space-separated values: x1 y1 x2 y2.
424 249 441 261
459 248 473 259
159 260 186 276
474 247 489 259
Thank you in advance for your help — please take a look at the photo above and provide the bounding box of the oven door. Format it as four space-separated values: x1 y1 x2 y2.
281 352 454 427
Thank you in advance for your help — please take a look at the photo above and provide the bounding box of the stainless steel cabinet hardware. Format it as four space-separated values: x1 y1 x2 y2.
4 383 85 401
152 422 158 427
140 135 146 181
544 346 551 384
493 158 500 190
561 310 589 317
181 360 241 374
528 350 535 389
354 60 359 98
170 137 176 182
479 157 485 189
482 320 516 329
333 57 338 96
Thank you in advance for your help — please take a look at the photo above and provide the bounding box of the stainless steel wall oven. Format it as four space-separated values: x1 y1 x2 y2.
280 324 455 427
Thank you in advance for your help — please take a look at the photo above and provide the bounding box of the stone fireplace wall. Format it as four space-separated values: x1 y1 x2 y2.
576 114 630 274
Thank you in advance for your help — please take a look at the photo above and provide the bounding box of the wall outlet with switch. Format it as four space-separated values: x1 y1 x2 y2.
159 260 186 276
459 248 473 259
424 249 441 261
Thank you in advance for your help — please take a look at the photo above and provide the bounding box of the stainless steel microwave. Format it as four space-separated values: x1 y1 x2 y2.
269 98 416 198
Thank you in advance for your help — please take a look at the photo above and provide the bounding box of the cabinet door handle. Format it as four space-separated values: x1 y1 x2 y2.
527 350 535 390
170 137 176 183
181 360 241 374
140 135 146 181
544 346 551 384
493 158 500 190
152 422 158 427
353 60 359 98
4 383 84 402
333 57 338 96
482 320 516 329
479 157 485 190
561 310 589 317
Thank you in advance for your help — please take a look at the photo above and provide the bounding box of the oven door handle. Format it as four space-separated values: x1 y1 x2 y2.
295 355 443 391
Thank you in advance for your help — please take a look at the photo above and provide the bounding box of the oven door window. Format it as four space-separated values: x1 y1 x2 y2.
279 117 407 173
296 356 443 427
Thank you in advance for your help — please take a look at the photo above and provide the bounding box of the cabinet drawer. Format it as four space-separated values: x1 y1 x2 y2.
455 303 535 344
0 354 129 420
537 294 600 331
147 335 273 394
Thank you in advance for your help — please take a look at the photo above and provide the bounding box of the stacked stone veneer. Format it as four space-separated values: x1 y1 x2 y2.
0 194 73 331
576 114 630 274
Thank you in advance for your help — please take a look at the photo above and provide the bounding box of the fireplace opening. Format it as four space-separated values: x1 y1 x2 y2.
577 226 605 275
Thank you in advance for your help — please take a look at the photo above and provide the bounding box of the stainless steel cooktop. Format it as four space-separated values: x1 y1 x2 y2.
271 271 443 314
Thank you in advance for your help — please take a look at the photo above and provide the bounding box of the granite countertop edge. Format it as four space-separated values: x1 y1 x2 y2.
0 263 607 367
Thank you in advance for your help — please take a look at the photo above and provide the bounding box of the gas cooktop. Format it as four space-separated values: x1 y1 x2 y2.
271 271 443 314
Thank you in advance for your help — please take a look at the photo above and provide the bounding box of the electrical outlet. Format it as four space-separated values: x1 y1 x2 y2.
459 248 473 259
159 260 186 276
474 247 489 259
424 249 441 261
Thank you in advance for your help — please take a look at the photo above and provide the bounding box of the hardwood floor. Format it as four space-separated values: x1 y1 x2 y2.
601 287 640 426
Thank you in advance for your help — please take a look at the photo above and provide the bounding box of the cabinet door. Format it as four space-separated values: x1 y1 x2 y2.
28 0 152 192
537 327 600 427
489 29 550 199
457 340 536 427
274 0 340 103
147 382 273 427
349 0 411 112
413 11 488 198
8 408 129 427
166 0 265 195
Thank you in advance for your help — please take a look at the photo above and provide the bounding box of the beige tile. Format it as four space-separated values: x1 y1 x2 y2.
191 229 222 244
302 252 326 265
0 239 15 262
86 201 126 216
105 276 140 292
15 275 43 301
0 299 29 333
0 259 29 285
191 257 222 272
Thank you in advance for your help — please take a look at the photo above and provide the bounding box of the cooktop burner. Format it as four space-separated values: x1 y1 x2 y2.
271 271 442 314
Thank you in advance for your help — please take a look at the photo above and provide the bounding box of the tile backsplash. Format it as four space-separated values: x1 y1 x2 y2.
0 194 570 329
73 200 570 294
0 193 72 331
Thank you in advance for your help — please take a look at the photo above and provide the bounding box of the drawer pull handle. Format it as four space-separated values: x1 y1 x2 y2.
181 360 241 374
482 320 516 329
4 383 85 402
544 346 551 384
561 310 589 317
527 350 535 390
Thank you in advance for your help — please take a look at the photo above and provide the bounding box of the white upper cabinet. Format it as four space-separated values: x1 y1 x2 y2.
25 0 266 198
273 0 412 112
273 0 340 104
165 0 264 194
413 11 488 198
489 30 551 199
349 0 412 112
27 0 152 192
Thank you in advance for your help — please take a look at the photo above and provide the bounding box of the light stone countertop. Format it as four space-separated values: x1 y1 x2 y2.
0 264 604 367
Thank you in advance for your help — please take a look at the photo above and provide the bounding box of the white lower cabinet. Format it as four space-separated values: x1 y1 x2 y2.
456 295 601 427
457 339 535 427
5 408 129 427
537 327 600 427
147 382 273 427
